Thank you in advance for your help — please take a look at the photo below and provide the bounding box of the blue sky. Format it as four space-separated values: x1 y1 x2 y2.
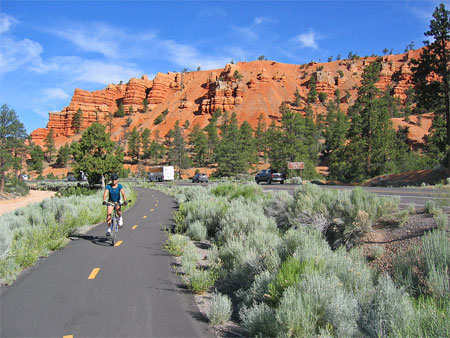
0 0 443 134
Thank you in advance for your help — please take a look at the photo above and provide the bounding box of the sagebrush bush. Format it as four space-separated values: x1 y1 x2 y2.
434 213 448 230
185 267 217 294
180 243 200 275
360 274 414 337
240 302 278 337
206 291 232 325
183 196 229 236
186 220 207 241
164 234 190 256
216 198 277 244
236 270 274 309
210 182 263 201
369 245 385 260
263 190 293 231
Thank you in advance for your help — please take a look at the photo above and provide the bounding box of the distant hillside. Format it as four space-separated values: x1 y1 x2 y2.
31 49 429 149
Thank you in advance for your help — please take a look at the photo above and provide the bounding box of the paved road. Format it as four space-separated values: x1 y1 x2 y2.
175 181 449 210
1 188 212 338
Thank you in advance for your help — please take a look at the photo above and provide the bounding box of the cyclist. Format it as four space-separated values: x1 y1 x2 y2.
103 173 127 236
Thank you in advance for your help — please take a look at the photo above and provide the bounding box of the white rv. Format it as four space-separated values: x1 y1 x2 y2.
148 166 175 182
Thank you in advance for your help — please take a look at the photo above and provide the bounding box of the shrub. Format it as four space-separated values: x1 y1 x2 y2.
185 267 217 294
263 190 293 231
153 114 164 125
368 245 385 260
183 197 229 236
186 220 207 241
206 291 232 325
210 182 263 201
236 270 274 308
240 303 278 337
424 200 437 214
396 209 410 227
163 234 190 256
180 243 200 275
434 213 448 230
360 275 414 337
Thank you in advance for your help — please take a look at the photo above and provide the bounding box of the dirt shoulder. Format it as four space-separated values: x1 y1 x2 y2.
0 190 56 216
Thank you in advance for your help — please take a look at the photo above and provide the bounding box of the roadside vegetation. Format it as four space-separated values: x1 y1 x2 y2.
0 183 136 285
158 182 449 337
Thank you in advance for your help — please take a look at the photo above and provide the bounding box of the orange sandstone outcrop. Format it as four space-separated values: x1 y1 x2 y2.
31 49 431 149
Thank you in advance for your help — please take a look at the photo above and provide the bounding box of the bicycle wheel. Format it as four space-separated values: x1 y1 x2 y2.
111 217 117 246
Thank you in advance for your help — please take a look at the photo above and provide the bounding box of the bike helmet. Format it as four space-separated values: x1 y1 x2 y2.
110 173 119 180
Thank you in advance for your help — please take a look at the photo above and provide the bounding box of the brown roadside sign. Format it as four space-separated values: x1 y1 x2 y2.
288 162 304 170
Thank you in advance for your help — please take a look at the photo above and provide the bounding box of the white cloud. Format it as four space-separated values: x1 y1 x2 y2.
295 29 319 49
43 88 70 100
0 13 18 34
162 40 230 70
52 22 125 58
0 36 43 73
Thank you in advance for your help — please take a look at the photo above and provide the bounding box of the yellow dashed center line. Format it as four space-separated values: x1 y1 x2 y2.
143 215 147 219
132 225 138 229
114 241 123 247
150 208 154 212
88 268 100 280
63 335 73 338
155 204 158 207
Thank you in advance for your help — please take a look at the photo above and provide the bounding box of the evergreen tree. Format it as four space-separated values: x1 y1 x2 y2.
0 104 27 192
294 88 302 107
140 128 151 160
73 108 83 134
412 3 450 168
142 98 149 113
216 112 249 176
307 76 318 103
324 101 350 155
329 60 401 181
189 124 208 167
71 122 124 186
28 144 44 173
266 104 320 178
254 113 267 161
239 120 257 167
55 144 71 168
204 109 221 163
44 128 56 163
169 120 190 176
127 127 141 164
115 102 125 117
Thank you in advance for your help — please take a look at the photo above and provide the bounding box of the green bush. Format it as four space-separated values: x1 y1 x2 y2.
5 178 29 196
186 220 207 241
180 243 200 275
434 213 448 230
206 291 232 325
153 114 164 125
163 233 190 256
240 302 278 337
185 267 217 294
210 182 263 201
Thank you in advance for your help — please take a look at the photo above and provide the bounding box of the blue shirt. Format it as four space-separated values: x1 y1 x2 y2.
106 184 123 202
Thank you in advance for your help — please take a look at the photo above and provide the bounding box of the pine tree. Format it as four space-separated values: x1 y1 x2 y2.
71 122 124 186
294 88 302 107
44 128 56 163
28 144 44 173
189 124 208 167
55 144 71 168
412 3 450 168
239 120 257 167
0 104 27 191
140 128 151 160
307 76 318 103
204 111 220 163
127 127 141 164
330 60 400 181
73 108 83 134
266 104 320 178
168 120 190 176
107 112 114 134
324 101 350 154
115 102 125 117
254 113 267 161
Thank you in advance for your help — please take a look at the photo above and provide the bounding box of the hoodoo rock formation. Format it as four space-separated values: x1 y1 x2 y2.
31 49 426 148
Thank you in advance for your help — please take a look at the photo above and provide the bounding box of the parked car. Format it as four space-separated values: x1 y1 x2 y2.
192 173 209 183
255 169 285 184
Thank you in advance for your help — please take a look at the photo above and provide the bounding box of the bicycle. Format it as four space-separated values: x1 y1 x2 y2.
102 200 129 246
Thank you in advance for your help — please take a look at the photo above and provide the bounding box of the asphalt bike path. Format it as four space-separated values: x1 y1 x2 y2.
1 188 212 338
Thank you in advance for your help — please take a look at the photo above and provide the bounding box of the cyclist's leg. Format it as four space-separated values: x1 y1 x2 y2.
106 205 114 226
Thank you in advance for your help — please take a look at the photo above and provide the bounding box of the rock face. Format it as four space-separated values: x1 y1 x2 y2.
31 49 429 148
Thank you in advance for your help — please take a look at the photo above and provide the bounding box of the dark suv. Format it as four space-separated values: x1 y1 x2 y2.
192 173 209 183
255 169 285 184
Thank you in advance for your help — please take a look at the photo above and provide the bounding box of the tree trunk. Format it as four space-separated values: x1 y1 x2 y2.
101 174 105 189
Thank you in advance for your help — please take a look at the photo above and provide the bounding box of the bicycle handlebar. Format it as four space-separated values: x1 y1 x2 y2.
102 200 131 207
